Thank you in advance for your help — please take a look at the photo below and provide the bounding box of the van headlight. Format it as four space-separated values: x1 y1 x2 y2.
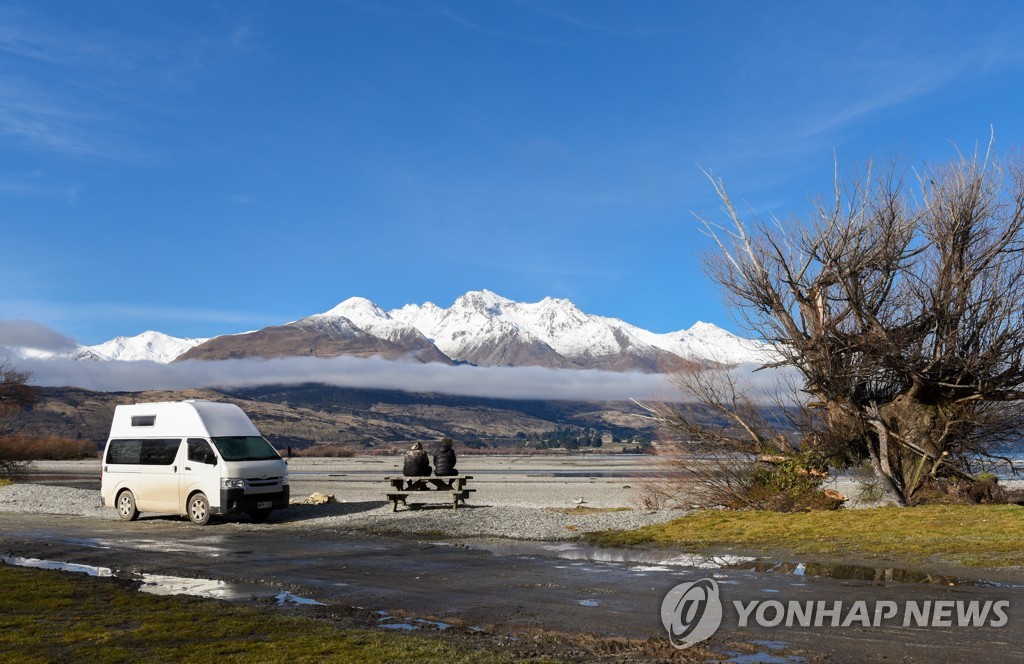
282 476 289 485
221 478 245 489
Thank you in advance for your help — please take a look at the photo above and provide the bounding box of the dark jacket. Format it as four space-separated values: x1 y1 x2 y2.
403 449 431 477
433 446 457 476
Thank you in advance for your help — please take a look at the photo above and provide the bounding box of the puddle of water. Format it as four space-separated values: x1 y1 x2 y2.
751 640 789 651
577 599 600 607
376 611 450 630
1 553 323 605
463 541 754 570
713 645 803 664
727 559 1022 588
60 537 113 550
276 591 325 606
722 653 802 664
463 540 1023 590
138 573 242 600
59 536 226 557
1 554 112 578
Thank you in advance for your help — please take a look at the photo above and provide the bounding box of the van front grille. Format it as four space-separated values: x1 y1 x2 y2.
247 478 281 488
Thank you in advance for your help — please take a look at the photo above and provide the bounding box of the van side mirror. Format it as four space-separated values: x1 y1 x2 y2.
204 452 217 465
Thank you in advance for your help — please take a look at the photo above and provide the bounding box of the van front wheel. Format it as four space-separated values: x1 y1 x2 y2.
187 493 210 525
116 490 139 521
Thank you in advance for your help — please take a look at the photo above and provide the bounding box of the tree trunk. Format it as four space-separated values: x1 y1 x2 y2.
864 403 907 506
865 440 907 506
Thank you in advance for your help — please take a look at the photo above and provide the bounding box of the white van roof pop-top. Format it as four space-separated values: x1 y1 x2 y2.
108 400 262 439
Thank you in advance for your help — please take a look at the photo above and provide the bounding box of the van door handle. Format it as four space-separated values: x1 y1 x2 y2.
185 466 192 471
173 465 177 472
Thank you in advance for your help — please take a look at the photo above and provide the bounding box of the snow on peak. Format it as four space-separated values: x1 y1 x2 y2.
310 296 433 345
86 330 208 363
317 297 391 325
453 289 514 315
656 321 774 365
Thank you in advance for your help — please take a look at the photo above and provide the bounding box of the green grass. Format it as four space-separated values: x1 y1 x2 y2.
0 478 12 487
586 504 1024 568
0 565 539 663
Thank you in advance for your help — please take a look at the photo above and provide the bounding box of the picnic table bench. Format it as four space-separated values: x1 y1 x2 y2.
384 475 475 512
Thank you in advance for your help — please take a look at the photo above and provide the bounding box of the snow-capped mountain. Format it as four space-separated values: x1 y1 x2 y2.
176 305 452 365
85 331 209 363
6 330 207 363
51 290 773 371
390 289 770 371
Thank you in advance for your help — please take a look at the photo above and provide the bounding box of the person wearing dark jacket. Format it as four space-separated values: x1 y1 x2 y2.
433 437 457 476
403 442 431 477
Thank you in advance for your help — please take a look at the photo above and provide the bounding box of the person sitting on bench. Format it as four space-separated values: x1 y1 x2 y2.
433 437 457 477
403 442 431 477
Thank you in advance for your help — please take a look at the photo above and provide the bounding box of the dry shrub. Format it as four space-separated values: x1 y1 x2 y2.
649 439 842 512
290 445 355 458
0 434 98 462
907 475 1008 506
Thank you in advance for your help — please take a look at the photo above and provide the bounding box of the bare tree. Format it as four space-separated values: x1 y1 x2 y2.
687 145 1024 506
0 357 35 475
645 363 841 510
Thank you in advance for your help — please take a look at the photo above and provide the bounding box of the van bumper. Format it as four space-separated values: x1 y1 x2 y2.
216 487 290 514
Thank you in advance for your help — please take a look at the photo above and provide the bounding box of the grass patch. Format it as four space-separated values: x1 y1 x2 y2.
585 504 1024 568
0 565 535 663
0 478 12 487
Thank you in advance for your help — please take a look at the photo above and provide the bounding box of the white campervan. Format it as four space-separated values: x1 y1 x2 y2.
100 400 289 525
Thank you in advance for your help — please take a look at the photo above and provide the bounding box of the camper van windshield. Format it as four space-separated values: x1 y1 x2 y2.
211 436 280 461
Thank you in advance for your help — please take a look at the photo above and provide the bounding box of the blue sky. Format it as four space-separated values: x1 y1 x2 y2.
3 1 1024 345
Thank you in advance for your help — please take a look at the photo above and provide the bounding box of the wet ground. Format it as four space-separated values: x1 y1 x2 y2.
2 509 1024 662
5 461 1024 661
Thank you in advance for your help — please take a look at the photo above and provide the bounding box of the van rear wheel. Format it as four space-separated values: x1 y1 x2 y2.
187 492 210 525
116 490 139 521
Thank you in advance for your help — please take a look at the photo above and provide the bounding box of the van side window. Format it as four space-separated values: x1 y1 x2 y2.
107 439 142 464
187 438 216 464
139 439 181 465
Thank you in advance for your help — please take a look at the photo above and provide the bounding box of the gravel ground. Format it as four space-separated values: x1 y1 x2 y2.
0 456 686 540
1 455 912 540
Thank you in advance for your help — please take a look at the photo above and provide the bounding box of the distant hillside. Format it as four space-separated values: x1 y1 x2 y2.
22 384 658 451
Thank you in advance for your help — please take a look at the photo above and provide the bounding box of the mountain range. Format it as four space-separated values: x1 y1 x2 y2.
29 290 770 373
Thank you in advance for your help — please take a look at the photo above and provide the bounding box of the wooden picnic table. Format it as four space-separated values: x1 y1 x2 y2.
384 475 475 512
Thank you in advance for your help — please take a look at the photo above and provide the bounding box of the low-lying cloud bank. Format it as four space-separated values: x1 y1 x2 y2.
16 354 693 402
0 320 78 352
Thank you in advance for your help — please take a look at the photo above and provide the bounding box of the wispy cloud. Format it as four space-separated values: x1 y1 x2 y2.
0 7 254 162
